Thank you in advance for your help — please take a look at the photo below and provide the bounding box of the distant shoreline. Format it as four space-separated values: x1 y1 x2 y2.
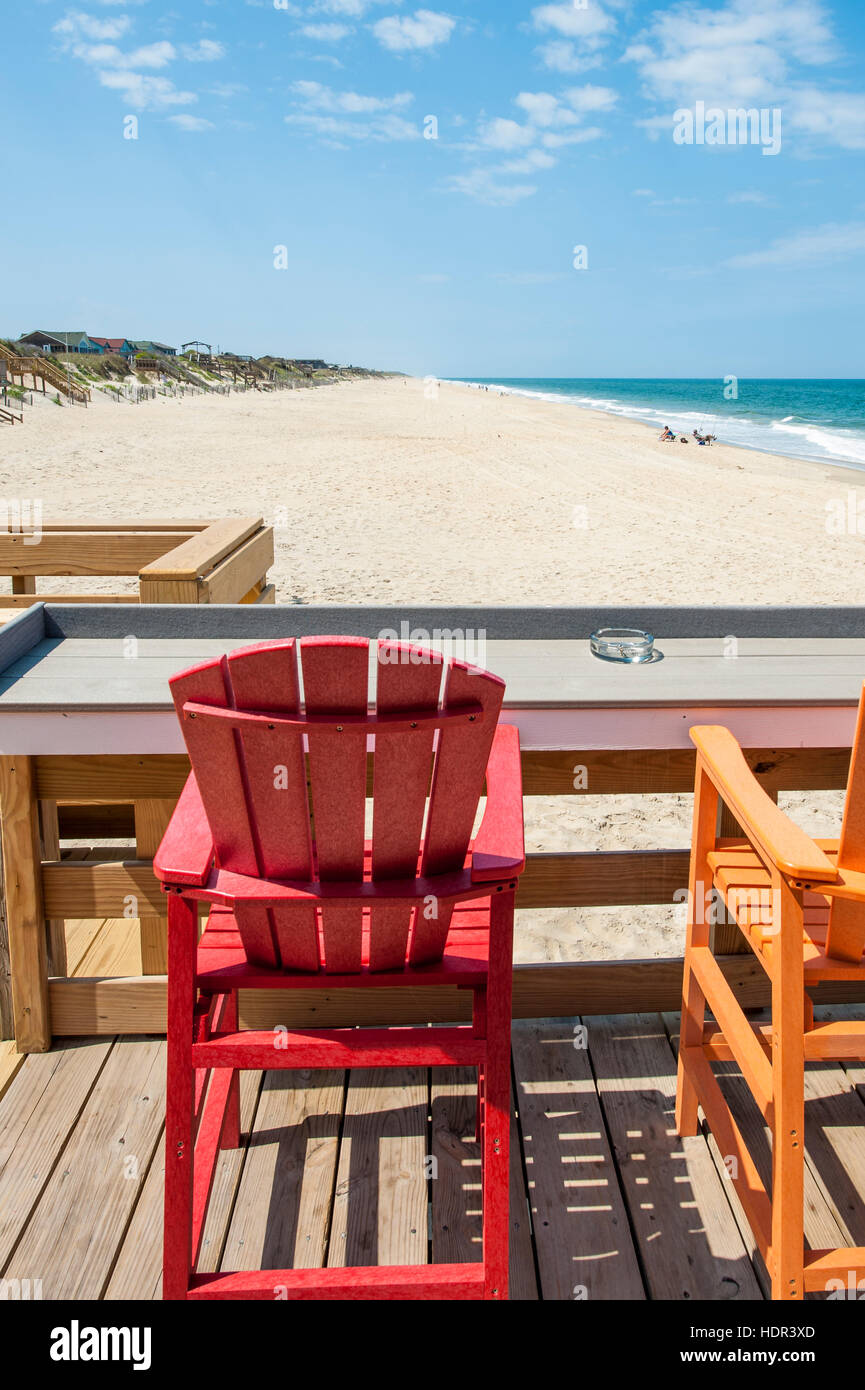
445 376 865 475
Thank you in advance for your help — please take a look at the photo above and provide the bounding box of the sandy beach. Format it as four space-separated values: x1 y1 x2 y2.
1 375 859 962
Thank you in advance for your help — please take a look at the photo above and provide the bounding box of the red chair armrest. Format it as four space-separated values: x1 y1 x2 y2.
153 772 215 886
471 722 525 883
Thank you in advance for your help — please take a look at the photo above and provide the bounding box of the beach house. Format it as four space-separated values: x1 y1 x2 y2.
131 339 177 357
90 338 136 357
17 329 104 355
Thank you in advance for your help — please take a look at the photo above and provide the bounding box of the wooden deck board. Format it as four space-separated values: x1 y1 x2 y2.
512 1018 645 1300
221 1069 342 1272
3 1010 864 1299
2 1037 165 1298
430 1068 539 1298
327 1069 428 1269
588 1013 764 1300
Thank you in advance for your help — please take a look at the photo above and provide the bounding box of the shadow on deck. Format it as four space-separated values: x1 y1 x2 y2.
1 1012 864 1300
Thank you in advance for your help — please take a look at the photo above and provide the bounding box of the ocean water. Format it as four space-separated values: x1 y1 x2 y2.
452 378 865 470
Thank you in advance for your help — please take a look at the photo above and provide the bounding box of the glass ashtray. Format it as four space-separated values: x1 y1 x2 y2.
590 627 655 664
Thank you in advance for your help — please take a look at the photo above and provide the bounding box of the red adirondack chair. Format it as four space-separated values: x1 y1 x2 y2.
155 635 525 1300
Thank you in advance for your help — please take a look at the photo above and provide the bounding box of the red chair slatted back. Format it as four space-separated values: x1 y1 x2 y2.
827 682 865 962
169 636 505 972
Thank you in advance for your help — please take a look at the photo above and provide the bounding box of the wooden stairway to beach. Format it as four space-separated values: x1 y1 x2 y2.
0 342 90 404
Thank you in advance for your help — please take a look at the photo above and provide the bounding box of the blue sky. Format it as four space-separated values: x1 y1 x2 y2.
3 0 865 375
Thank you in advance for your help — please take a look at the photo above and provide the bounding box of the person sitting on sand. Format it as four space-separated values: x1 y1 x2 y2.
659 425 676 441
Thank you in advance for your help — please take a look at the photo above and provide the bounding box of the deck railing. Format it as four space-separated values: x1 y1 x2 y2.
2 604 864 1050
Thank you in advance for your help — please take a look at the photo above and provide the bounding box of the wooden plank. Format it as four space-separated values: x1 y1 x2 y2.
511 1019 645 1300
3 1036 165 1298
105 1071 261 1299
11 577 36 596
34 521 211 532
521 747 851 796
0 1041 25 1101
200 528 274 605
46 954 865 1037
518 850 689 908
589 1013 763 1299
39 848 692 917
74 917 141 978
0 532 195 576
327 1069 428 1269
0 1039 113 1267
37 755 190 800
64 917 111 975
0 594 135 607
29 746 856 806
0 756 50 1050
39 800 66 975
138 577 200 604
134 800 174 973
221 1070 343 1272
139 518 263 581
430 1068 538 1299
43 859 163 917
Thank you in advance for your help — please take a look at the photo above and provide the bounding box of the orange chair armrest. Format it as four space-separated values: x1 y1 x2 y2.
690 725 837 882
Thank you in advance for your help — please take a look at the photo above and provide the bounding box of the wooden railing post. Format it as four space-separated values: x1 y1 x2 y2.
0 755 50 1050
135 799 175 973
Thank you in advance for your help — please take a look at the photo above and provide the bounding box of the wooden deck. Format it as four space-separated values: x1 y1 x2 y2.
2 998 865 1300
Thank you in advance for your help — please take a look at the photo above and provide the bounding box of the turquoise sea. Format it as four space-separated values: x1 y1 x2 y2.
452 378 865 470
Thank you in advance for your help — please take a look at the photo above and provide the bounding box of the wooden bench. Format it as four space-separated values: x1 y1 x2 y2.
0 518 275 607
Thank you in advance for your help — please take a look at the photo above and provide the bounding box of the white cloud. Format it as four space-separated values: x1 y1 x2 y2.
727 190 771 204
73 41 175 69
291 80 412 113
168 114 215 131
315 0 392 13
373 10 455 52
209 82 248 98
532 0 616 72
726 221 865 268
541 125 602 148
498 150 557 173
625 0 864 151
287 81 418 141
301 23 353 40
565 83 617 113
478 116 536 150
460 84 613 202
53 10 132 41
531 1 616 43
181 40 225 62
445 169 538 206
99 70 197 108
535 40 602 75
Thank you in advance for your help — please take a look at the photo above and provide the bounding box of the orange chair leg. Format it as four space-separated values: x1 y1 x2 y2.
769 877 806 1301
676 766 719 1136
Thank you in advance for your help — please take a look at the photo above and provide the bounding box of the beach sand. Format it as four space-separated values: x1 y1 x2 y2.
1 375 860 961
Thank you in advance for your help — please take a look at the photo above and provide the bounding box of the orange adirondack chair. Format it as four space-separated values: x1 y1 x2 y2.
676 692 865 1300
155 636 525 1300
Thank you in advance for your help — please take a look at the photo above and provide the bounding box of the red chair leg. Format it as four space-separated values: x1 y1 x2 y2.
163 893 197 1300
482 890 514 1301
